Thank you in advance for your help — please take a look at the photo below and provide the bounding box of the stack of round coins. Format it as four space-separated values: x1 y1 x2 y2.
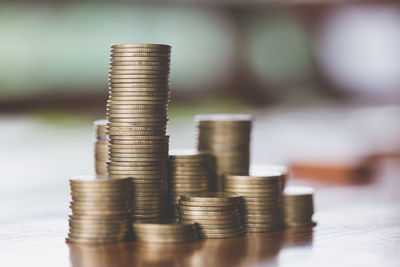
106 43 171 223
167 149 213 219
195 114 253 191
94 119 109 175
224 170 285 233
178 192 245 239
250 164 289 190
132 223 198 243
283 186 315 227
67 176 131 244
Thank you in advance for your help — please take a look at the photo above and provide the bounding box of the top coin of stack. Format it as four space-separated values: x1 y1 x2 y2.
283 186 316 227
178 192 245 239
250 164 289 190
67 176 131 244
195 114 253 191
94 119 109 175
132 223 198 243
167 149 213 219
106 43 171 223
224 170 285 233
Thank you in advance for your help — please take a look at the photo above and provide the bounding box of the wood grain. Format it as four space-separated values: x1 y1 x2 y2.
1 158 399 267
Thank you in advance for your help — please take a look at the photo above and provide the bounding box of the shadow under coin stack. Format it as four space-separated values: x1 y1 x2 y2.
167 149 212 219
132 223 198 243
178 193 245 239
283 186 316 227
106 43 171 223
67 176 131 244
195 114 253 191
224 171 285 233
94 119 109 175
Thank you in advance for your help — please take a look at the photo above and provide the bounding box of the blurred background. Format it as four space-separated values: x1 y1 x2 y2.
1 1 400 264
2 0 400 216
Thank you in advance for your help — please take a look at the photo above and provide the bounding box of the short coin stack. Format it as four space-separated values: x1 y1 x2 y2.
195 114 253 191
250 164 289 190
224 171 285 233
178 192 245 239
167 149 213 219
132 223 198 243
67 176 131 244
283 186 315 227
94 119 109 175
106 43 171 222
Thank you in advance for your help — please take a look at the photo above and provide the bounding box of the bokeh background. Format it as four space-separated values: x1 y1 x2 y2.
2 0 400 230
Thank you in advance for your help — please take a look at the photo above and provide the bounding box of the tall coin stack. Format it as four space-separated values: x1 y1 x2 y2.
283 186 316 227
106 43 171 223
178 193 245 239
67 176 131 244
195 114 253 191
94 119 109 175
167 150 213 219
224 171 285 233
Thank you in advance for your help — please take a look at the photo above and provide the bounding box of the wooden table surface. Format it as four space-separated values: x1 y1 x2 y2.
1 110 400 267
1 157 399 267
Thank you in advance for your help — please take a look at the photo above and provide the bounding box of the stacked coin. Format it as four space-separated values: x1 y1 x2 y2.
132 223 198 243
106 43 171 223
283 186 315 227
94 119 109 175
167 149 213 218
178 193 245 239
250 164 289 190
195 114 253 191
67 176 131 244
224 170 285 233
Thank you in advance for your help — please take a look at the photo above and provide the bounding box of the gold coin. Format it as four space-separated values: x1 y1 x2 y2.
110 61 169 66
109 91 168 97
178 200 237 207
109 78 168 84
111 43 170 49
178 205 236 212
108 135 169 140
179 218 242 225
107 161 166 167
70 175 130 184
180 192 241 203
108 157 167 163
109 65 169 71
109 82 167 88
109 70 169 75
111 52 170 57
66 236 124 244
110 56 170 62
109 144 167 150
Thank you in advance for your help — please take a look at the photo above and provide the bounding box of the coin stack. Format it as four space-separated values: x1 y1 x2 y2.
283 186 316 227
250 164 289 190
167 149 213 219
132 223 198 243
195 114 253 191
67 176 131 244
105 43 171 223
94 119 109 175
178 193 245 239
224 171 285 233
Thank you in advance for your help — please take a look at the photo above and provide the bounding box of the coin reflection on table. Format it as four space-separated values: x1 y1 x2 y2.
283 226 314 248
132 241 200 266
68 242 132 267
189 236 248 267
242 232 284 266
